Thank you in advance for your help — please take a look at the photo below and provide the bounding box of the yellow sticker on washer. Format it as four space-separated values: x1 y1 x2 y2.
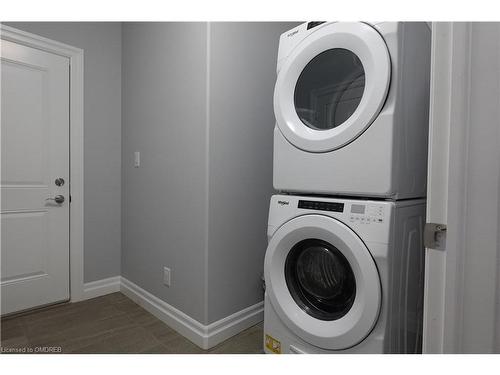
265 334 281 354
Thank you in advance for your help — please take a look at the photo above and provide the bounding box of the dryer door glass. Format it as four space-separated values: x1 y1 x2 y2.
285 238 356 321
294 48 365 131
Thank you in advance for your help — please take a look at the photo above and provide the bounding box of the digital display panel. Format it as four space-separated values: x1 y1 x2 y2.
298 200 344 212
351 204 365 214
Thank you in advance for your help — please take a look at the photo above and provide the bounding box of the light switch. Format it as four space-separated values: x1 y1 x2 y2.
134 151 140 168
163 267 171 287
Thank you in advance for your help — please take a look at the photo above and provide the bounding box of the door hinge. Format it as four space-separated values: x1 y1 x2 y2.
69 195 72 203
424 223 447 250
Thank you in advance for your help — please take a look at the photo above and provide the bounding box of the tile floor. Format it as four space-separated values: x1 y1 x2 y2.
0 292 264 354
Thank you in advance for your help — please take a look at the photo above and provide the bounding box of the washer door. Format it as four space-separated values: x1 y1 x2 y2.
274 22 390 152
264 215 381 350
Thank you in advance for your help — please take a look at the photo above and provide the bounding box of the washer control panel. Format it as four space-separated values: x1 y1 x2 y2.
349 203 385 224
298 200 344 212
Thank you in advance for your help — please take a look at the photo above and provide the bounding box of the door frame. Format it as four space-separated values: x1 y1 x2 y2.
1 25 85 302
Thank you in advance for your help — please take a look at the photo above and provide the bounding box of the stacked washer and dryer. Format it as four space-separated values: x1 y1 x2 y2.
263 22 431 354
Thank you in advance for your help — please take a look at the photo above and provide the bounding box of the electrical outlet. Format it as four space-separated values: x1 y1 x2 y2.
163 267 171 287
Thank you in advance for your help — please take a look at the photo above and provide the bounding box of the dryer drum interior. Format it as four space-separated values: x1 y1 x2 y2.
294 48 366 131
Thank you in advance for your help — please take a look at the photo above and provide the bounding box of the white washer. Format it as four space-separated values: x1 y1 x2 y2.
273 22 431 199
263 195 425 353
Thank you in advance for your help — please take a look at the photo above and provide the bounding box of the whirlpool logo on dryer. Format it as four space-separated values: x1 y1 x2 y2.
277 200 290 206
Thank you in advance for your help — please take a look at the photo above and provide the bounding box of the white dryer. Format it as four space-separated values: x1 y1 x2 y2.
263 195 425 353
273 22 431 199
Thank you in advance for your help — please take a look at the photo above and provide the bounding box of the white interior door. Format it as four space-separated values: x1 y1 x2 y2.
1 39 70 315
423 22 500 353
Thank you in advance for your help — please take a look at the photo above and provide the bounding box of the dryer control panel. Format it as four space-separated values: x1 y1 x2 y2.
349 203 385 224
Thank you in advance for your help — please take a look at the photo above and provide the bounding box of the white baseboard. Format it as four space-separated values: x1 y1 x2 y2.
120 277 263 349
82 276 121 300
80 276 263 349
120 276 208 347
205 298 264 349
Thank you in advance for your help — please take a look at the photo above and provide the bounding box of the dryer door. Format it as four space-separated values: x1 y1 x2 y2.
264 214 381 350
274 22 390 152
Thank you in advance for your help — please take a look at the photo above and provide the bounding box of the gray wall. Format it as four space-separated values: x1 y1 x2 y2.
6 22 122 283
122 22 297 324
121 23 208 323
207 22 298 323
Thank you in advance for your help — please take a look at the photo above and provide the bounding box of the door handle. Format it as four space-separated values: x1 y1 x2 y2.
46 195 65 204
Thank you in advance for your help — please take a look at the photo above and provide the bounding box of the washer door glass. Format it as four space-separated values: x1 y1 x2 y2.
294 49 365 131
285 238 356 321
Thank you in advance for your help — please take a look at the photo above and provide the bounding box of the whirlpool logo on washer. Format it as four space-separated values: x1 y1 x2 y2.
287 30 299 38
277 200 290 206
